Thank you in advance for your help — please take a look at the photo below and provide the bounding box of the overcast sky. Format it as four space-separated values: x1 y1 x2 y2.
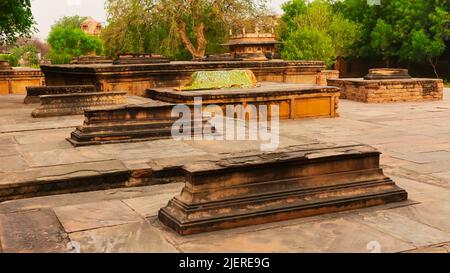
30 0 288 40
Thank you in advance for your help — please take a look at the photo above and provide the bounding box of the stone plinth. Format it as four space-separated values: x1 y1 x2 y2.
71 56 113 64
40 60 330 96
328 78 443 103
67 103 209 146
147 82 340 119
0 67 44 95
32 91 127 118
158 144 408 235
113 53 170 65
364 68 411 80
25 85 97 104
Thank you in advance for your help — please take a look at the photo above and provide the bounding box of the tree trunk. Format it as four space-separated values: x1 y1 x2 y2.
177 20 207 60
429 58 439 78
194 23 207 59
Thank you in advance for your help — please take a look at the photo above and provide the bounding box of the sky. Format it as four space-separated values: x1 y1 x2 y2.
30 0 289 40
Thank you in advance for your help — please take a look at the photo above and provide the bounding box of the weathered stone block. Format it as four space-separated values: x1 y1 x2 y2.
0 68 44 95
31 91 127 118
328 78 443 103
24 85 96 104
40 60 328 96
158 144 408 235
67 103 210 146
147 82 340 119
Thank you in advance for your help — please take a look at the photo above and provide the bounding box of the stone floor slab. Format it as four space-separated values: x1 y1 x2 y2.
348 210 450 248
122 184 183 218
168 218 414 253
0 209 69 253
69 221 178 253
54 200 142 233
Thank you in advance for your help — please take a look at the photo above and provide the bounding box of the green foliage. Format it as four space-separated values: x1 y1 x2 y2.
47 16 104 64
279 0 361 66
282 27 335 66
51 16 87 31
339 0 450 75
10 43 39 67
0 54 19 67
0 0 34 43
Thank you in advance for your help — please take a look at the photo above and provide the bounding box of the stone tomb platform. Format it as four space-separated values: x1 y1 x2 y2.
147 82 340 119
40 60 333 96
159 144 408 235
0 67 44 95
68 103 212 146
328 68 443 103
24 85 96 104
32 91 127 118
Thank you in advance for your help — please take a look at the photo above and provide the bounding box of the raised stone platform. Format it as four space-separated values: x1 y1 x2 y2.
0 67 44 95
113 53 170 65
364 68 412 80
328 77 443 103
159 144 408 235
24 85 96 104
31 91 127 118
67 103 210 146
40 60 332 96
148 82 340 119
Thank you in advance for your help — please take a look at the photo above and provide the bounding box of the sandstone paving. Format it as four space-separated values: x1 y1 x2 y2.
0 209 69 253
0 91 450 252
53 200 143 233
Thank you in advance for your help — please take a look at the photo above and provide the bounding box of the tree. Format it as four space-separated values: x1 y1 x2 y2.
282 27 335 66
102 0 267 60
339 0 450 76
155 0 267 59
102 0 189 59
0 0 34 44
279 0 361 66
47 16 104 64
10 43 40 67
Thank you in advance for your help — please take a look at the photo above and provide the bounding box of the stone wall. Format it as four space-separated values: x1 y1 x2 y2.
0 69 44 95
317 70 339 86
328 78 444 103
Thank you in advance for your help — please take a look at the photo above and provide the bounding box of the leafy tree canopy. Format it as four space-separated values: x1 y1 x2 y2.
47 16 103 64
0 0 34 44
102 0 268 60
338 0 450 75
279 0 361 66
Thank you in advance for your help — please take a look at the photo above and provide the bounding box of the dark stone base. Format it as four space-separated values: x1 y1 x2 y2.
158 144 408 235
24 85 96 104
31 91 127 118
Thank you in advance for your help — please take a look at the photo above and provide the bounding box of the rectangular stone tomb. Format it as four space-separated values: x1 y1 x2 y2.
31 91 127 118
24 85 96 104
158 144 408 235
67 104 212 146
147 83 340 119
